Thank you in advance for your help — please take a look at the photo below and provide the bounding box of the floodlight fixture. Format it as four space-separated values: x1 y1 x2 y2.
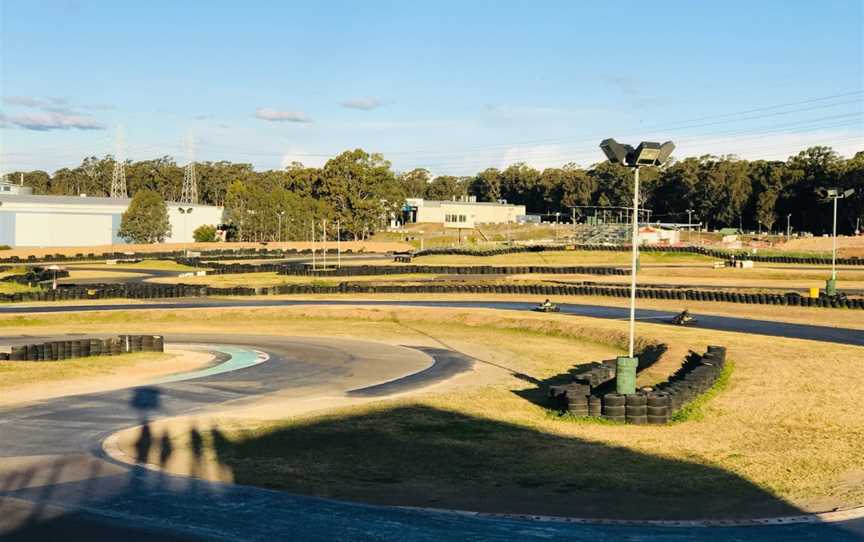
826 188 840 198
599 138 631 165
599 139 675 168
657 141 676 164
633 142 662 166
843 188 855 198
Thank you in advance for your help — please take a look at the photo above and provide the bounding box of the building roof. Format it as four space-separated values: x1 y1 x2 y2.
408 198 524 208
0 193 219 209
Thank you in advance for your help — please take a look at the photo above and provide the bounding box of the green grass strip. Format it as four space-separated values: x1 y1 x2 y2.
671 361 734 423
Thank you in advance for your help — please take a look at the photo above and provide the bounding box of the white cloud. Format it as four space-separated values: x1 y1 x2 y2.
341 97 383 110
675 129 864 161
2 95 113 128
254 108 311 123
2 112 105 131
3 96 47 107
497 144 594 171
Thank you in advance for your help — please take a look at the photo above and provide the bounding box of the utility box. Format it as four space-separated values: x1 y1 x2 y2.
616 356 638 395
809 287 820 299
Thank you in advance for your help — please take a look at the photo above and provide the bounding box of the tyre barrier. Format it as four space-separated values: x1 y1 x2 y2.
0 247 341 265
273 263 628 278
1 267 71 285
413 244 864 266
0 334 165 361
3 243 862 267
590 347 726 425
4 279 862 310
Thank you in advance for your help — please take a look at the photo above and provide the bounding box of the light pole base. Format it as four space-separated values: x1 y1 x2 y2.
826 278 837 296
616 356 638 395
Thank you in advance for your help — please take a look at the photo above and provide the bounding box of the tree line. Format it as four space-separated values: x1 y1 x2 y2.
7 145 864 240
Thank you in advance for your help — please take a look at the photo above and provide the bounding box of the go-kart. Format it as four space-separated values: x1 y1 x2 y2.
670 311 697 325
533 301 560 313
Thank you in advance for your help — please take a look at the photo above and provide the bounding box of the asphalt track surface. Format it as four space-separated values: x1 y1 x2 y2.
0 301 862 541
2 298 862 347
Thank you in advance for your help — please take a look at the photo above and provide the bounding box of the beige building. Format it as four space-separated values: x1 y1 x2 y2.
403 197 525 227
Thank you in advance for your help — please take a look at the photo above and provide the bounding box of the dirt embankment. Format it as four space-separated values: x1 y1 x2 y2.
777 235 864 257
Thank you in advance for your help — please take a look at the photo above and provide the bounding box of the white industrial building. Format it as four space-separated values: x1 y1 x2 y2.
0 193 224 247
402 197 526 228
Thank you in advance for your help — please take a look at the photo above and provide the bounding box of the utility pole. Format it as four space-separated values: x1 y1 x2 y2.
311 221 316 270
336 220 341 268
786 214 792 240
322 219 327 270
686 209 694 244
277 211 285 243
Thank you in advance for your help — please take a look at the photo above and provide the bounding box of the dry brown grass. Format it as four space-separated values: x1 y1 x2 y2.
413 250 714 266
0 352 172 391
146 272 442 288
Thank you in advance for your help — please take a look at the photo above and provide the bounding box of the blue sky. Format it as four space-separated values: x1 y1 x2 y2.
1 0 862 175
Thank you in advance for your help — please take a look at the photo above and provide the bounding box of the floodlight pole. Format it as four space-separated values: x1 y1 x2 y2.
628 166 640 358
832 195 838 281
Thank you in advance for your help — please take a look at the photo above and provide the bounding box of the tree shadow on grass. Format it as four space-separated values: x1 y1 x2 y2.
208 403 801 521
2 380 861 541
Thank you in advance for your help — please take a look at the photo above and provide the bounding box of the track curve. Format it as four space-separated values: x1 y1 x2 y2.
0 303 862 541
2 298 861 346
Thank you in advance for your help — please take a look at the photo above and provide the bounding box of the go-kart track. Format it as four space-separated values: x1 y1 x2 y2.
1 299 862 541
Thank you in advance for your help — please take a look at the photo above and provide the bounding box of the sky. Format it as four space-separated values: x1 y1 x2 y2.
1 0 862 176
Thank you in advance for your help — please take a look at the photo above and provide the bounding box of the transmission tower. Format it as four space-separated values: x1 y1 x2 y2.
180 135 198 205
110 126 127 198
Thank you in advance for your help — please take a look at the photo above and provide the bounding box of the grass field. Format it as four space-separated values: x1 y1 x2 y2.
147 271 442 288
412 250 717 266
49 304 861 519
0 351 172 391
0 267 43 295
0 282 43 295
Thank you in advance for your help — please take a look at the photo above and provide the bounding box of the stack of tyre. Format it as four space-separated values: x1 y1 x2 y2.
653 346 727 413
548 382 591 415
600 392 671 424
0 334 165 361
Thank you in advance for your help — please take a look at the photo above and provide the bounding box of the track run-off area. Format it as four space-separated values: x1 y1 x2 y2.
0 298 862 541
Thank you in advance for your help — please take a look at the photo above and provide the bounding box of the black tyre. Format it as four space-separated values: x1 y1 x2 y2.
603 393 625 407
625 405 647 416
625 394 647 406
602 405 625 416
647 405 668 416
